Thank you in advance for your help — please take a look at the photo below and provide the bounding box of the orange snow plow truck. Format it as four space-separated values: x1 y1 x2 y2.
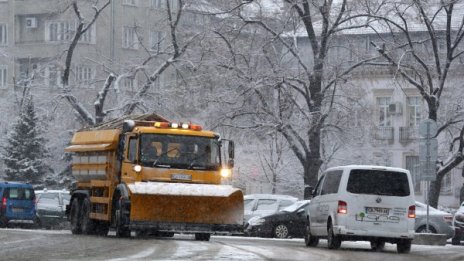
65 114 243 240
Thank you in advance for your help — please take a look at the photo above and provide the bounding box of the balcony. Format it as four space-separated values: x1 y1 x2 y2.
374 126 394 142
399 126 419 143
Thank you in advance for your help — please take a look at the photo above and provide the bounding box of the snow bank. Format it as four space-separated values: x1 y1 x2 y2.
127 182 239 197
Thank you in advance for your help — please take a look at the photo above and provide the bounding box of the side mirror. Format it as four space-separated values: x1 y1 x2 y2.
304 186 314 200
228 140 235 160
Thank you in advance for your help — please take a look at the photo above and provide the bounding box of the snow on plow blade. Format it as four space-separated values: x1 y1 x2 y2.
127 182 244 231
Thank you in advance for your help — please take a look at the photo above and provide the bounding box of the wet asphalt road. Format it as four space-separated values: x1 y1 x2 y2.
1 228 464 261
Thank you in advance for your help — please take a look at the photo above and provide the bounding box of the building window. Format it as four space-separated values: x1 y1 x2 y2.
0 24 7 45
122 0 137 6
75 65 94 85
46 21 75 42
407 96 421 127
150 30 165 51
122 77 136 90
405 156 420 193
79 24 95 44
122 26 139 49
0 66 6 88
46 66 62 87
377 97 392 127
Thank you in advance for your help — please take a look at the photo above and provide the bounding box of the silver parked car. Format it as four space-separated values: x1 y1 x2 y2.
415 201 454 238
35 189 71 229
243 194 298 225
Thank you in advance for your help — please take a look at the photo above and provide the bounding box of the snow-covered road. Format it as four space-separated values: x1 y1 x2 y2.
0 228 463 261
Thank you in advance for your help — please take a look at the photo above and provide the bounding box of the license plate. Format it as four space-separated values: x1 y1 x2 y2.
171 174 192 181
365 207 389 215
12 207 23 213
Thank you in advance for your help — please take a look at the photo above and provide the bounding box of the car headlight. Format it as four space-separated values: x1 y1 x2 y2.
249 218 266 226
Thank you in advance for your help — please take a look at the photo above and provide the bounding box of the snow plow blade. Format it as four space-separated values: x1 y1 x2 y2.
127 182 244 233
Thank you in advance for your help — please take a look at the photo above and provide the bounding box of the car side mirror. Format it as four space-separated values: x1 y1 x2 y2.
304 186 314 200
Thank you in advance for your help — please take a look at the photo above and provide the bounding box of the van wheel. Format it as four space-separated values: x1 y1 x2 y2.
304 221 319 247
397 239 412 253
81 198 95 235
327 222 341 249
370 239 385 251
274 224 289 238
70 198 82 234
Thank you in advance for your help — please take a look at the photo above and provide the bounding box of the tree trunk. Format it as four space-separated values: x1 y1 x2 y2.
428 177 443 208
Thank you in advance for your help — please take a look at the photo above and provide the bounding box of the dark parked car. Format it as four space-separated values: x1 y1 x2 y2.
0 182 37 227
452 201 464 245
245 200 309 238
35 189 70 229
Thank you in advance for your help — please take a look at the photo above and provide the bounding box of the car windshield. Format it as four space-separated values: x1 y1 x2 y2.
139 134 221 170
281 201 308 212
347 169 410 196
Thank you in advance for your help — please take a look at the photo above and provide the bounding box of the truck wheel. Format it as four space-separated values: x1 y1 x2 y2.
70 198 82 234
195 233 210 241
451 236 461 245
81 198 95 235
304 221 319 247
397 239 412 254
115 200 131 238
327 221 341 249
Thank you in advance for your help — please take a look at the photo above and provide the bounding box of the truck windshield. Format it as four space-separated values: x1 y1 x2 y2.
139 134 220 170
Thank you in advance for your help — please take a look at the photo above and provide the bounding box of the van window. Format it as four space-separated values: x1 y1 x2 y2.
313 175 325 196
347 169 410 196
321 170 343 195
5 188 35 200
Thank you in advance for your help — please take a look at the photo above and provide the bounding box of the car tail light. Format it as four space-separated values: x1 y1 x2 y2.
408 205 416 218
1 197 6 210
443 215 453 224
337 201 347 214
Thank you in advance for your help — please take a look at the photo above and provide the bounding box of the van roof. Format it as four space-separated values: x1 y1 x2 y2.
244 194 298 200
325 165 408 173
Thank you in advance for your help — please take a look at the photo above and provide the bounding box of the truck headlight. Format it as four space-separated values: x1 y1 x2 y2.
220 168 232 178
133 165 142 173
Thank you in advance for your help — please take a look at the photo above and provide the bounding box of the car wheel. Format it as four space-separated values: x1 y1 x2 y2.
195 233 210 241
327 221 341 249
304 221 319 247
416 225 437 233
274 224 289 239
397 239 412 254
70 198 82 234
370 239 385 251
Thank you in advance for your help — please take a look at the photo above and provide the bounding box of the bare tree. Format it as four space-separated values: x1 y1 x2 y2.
211 0 377 197
364 0 464 207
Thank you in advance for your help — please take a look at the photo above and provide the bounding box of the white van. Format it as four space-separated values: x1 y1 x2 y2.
305 165 415 253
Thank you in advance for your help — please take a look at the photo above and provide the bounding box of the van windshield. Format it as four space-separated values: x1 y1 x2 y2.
347 169 410 196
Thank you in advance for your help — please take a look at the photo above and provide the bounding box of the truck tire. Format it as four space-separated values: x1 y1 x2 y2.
70 198 82 234
115 199 131 238
195 233 210 241
81 198 96 235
